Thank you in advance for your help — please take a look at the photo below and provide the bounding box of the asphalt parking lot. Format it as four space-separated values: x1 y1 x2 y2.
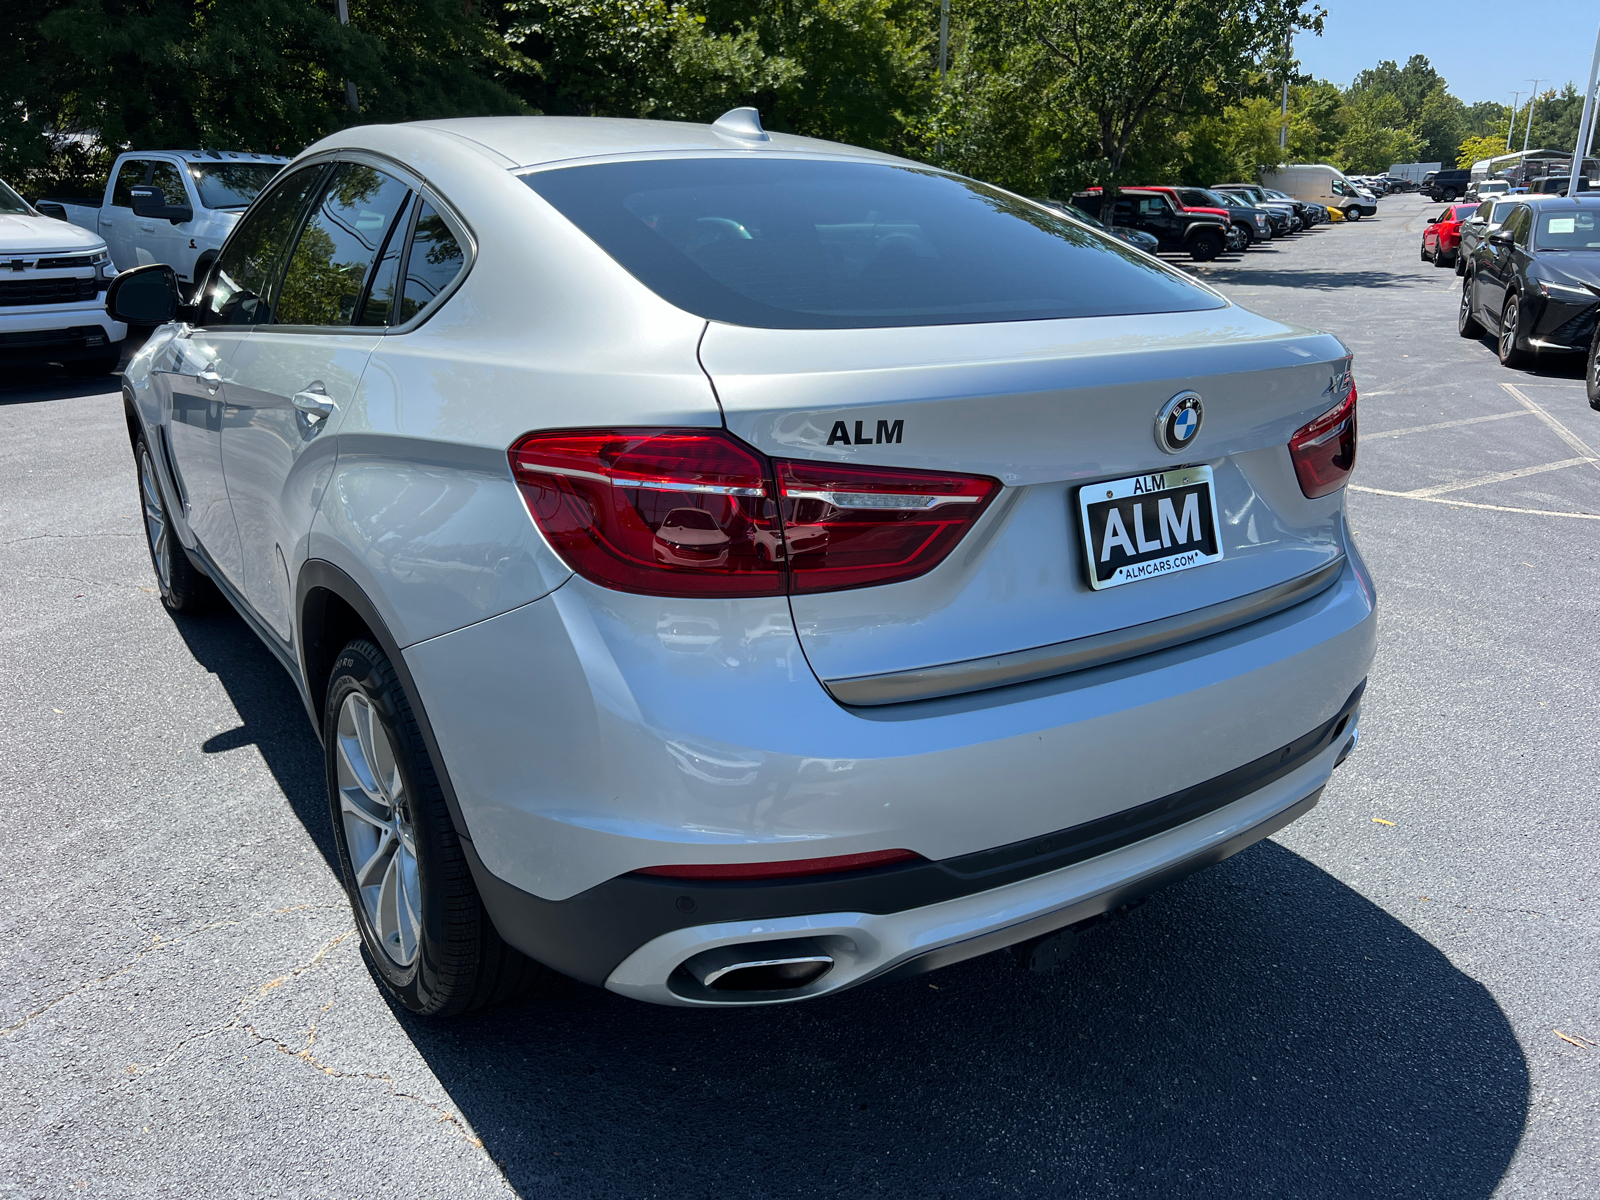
3 191 1597 1200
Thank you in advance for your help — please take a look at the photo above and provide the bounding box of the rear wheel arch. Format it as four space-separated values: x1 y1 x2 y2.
297 560 474 841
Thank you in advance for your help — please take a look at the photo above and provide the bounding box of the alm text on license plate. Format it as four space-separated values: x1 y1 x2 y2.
1078 466 1223 590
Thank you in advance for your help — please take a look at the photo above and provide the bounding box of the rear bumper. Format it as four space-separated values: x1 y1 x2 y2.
466 682 1361 1002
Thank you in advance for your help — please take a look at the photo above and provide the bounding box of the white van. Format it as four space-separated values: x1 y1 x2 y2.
1260 164 1378 221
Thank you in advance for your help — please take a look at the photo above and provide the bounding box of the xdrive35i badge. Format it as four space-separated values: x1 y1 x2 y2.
1154 391 1203 454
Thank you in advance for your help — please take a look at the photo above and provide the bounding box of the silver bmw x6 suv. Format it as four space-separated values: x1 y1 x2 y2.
110 111 1373 1013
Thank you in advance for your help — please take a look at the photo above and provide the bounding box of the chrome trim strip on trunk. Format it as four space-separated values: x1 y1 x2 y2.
823 556 1347 707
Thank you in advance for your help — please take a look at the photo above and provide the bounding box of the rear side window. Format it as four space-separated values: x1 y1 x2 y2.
274 163 412 327
398 202 466 322
524 158 1222 330
198 166 327 327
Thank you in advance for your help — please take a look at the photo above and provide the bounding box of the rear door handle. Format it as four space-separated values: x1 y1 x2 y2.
197 364 222 392
292 386 335 423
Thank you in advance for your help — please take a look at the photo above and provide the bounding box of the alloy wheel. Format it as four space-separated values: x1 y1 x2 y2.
335 691 421 967
138 446 171 590
1501 301 1519 361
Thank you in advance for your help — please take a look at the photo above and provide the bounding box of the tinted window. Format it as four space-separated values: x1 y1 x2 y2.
147 162 189 207
1492 201 1517 223
112 160 150 208
1509 207 1533 247
358 196 416 327
524 159 1220 329
1176 189 1214 207
1535 208 1600 249
199 166 326 327
189 163 281 210
398 202 466 322
275 163 411 327
0 179 29 214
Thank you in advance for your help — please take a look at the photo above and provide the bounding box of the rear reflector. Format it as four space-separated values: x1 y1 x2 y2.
510 428 1000 597
635 848 922 880
1289 383 1358 498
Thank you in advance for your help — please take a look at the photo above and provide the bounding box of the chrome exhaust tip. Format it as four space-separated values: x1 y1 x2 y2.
681 938 834 992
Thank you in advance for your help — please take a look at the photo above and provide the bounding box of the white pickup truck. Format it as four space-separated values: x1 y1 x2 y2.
40 149 286 290
0 175 124 374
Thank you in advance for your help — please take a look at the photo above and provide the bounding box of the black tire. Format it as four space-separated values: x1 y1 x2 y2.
135 433 216 613
1420 239 1431 262
1587 330 1600 411
65 342 123 376
1345 207 1361 222
1430 244 1443 267
1455 251 1466 277
1458 277 1483 338
1499 295 1528 368
1441 189 1457 202
324 638 538 1016
1188 230 1223 261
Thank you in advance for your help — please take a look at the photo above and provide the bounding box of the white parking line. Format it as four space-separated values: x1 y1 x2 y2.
1366 410 1533 438
1348 486 1600 519
1500 382 1600 468
1399 457 1595 498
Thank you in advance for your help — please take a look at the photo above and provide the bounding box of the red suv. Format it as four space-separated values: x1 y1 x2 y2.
1421 203 1479 268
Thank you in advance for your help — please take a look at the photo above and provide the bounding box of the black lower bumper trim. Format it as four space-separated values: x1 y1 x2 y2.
467 681 1365 988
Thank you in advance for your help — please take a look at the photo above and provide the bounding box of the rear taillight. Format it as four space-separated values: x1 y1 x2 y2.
777 460 999 593
509 429 785 597
1288 384 1358 498
510 429 1000 597
635 849 922 880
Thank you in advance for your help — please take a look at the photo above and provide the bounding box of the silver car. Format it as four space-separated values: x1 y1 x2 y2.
110 111 1374 1013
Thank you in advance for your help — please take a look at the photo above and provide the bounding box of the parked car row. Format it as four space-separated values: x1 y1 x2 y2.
1069 183 1331 262
1447 192 1600 409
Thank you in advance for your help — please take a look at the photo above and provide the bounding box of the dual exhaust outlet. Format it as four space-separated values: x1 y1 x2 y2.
679 938 835 995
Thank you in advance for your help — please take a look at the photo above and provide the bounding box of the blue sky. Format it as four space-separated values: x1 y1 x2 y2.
1296 0 1600 105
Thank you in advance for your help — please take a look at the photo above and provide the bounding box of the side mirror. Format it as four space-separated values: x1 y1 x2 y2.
34 201 69 221
106 263 182 325
1426 214 1439 223
129 186 194 225
1488 230 1514 246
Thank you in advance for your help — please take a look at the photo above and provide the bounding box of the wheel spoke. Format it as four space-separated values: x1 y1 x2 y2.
335 731 386 811
339 782 391 832
355 827 397 890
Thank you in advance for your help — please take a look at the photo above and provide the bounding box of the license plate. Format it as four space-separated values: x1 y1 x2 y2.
1078 466 1223 590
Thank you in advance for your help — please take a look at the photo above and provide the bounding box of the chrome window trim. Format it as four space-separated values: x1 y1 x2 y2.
823 556 1347 707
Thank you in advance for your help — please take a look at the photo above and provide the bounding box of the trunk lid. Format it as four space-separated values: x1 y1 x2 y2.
701 305 1353 696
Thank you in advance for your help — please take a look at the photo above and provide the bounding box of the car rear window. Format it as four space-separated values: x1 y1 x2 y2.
522 158 1223 329
1452 205 1479 220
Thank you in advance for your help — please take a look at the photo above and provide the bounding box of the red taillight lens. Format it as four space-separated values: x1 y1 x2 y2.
635 849 922 880
509 429 786 597
777 460 999 593
1289 384 1358 498
510 428 1001 597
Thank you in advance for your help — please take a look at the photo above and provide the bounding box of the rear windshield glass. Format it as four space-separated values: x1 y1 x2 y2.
522 158 1223 329
1535 209 1600 249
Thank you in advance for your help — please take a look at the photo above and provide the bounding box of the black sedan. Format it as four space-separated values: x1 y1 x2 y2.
1459 197 1600 369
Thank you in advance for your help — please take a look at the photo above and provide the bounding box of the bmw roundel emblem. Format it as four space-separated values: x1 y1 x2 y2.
1155 391 1204 454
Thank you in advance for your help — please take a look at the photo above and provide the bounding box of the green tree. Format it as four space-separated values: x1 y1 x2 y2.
1334 90 1419 173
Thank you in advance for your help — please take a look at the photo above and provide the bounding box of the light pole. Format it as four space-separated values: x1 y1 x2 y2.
337 0 359 114
1279 32 1291 153
1506 92 1520 152
1522 79 1541 157
1569 21 1600 196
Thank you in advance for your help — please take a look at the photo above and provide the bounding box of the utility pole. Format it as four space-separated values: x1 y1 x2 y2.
337 0 359 115
1279 31 1291 154
1506 92 1520 151
935 0 949 159
1522 79 1541 157
1569 21 1600 196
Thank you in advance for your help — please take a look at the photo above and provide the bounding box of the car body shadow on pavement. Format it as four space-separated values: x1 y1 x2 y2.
164 602 1530 1200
